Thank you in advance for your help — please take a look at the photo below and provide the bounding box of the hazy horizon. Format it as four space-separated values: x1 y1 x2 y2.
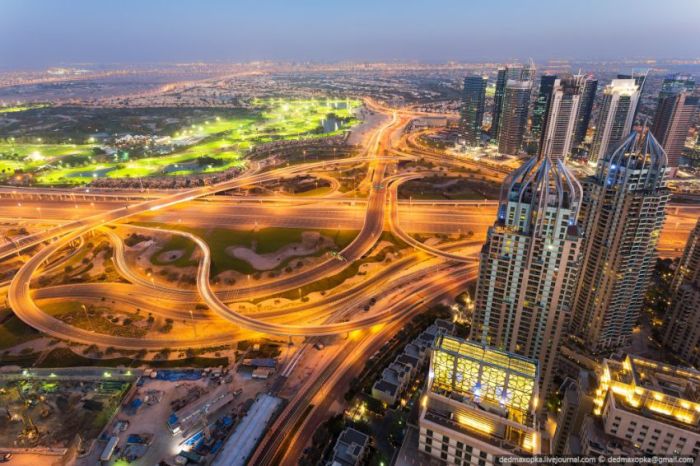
1 0 699 70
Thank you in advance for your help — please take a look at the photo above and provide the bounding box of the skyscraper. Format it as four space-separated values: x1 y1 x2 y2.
419 335 541 465
459 75 488 147
471 155 582 393
651 74 698 169
617 70 648 122
589 79 641 164
662 219 700 366
492 63 535 140
571 75 598 149
531 74 557 144
497 79 532 156
539 74 584 161
571 131 670 352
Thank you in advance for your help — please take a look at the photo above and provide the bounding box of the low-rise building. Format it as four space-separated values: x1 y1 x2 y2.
592 355 700 457
371 379 400 406
371 319 454 407
329 427 370 466
419 335 543 465
552 375 593 455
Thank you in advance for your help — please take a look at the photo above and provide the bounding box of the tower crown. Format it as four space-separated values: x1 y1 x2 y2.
598 130 668 189
498 155 582 234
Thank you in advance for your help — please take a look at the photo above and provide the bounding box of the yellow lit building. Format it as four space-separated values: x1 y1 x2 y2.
593 355 700 457
418 335 543 465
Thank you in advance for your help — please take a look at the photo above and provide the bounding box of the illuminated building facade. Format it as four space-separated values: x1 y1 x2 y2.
459 75 488 147
419 335 542 465
589 79 640 164
617 70 648 123
471 155 582 394
662 219 700 366
593 355 700 457
571 131 670 352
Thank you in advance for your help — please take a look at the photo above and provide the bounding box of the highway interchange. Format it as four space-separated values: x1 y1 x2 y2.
1 100 699 465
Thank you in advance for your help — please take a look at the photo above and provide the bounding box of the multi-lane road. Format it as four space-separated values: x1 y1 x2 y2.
1 98 699 465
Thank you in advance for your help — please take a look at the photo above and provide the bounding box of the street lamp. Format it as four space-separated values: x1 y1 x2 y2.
81 304 96 332
189 310 197 337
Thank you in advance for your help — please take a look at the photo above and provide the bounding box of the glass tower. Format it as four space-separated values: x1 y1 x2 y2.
459 75 488 147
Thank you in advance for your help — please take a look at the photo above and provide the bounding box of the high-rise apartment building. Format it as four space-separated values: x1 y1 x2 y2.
662 219 700 366
589 79 641 163
572 75 598 149
651 74 698 169
571 131 670 352
459 75 488 147
492 63 535 140
418 335 542 465
471 154 582 393
539 74 584 161
497 79 532 156
531 74 557 144
617 70 648 122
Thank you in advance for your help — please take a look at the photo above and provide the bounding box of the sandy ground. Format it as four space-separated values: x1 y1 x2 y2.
227 231 330 271
77 366 268 466
155 249 184 263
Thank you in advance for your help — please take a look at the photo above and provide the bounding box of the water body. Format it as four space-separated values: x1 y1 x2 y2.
68 166 116 178
321 115 340 133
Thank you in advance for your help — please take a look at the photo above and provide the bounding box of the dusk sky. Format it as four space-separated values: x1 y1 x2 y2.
1 0 698 69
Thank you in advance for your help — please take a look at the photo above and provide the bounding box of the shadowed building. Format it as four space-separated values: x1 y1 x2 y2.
531 74 557 146
459 75 488 147
662 219 700 366
572 75 598 149
572 131 670 352
470 154 582 394
651 74 698 170
492 63 535 141
497 79 532 156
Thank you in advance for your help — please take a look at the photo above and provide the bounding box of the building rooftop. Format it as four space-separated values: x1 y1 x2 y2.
396 354 419 369
373 380 399 397
331 427 369 466
429 335 539 423
595 355 700 431
421 335 542 456
598 131 668 184
497 155 582 233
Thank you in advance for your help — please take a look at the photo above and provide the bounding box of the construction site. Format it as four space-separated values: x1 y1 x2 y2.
0 371 132 452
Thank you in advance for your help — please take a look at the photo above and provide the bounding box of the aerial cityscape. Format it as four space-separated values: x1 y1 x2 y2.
1 1 700 465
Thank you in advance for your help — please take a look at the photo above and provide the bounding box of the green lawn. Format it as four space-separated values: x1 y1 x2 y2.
0 315 41 350
36 348 229 369
0 103 47 114
139 223 358 276
2 98 360 185
40 301 147 338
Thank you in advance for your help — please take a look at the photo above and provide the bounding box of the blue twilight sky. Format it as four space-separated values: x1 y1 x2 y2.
0 0 698 69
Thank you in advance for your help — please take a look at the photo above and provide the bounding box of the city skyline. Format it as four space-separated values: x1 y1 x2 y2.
1 3 700 464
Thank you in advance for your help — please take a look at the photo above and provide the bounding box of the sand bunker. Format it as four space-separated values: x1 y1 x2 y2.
226 231 329 271
156 249 185 263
